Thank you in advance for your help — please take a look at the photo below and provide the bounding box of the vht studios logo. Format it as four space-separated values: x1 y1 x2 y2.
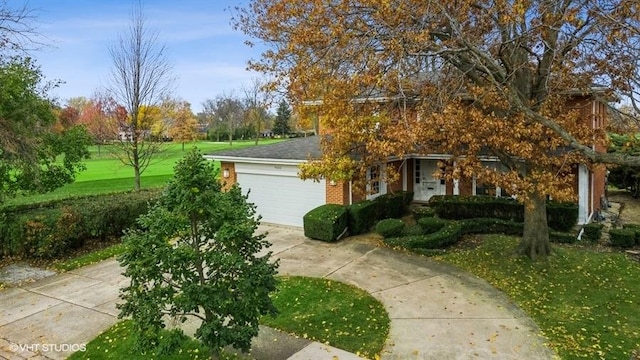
9 343 86 352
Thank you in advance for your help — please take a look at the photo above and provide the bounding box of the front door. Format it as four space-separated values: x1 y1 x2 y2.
414 160 445 201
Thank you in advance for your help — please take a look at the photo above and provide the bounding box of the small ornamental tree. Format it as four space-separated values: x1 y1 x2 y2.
117 149 279 359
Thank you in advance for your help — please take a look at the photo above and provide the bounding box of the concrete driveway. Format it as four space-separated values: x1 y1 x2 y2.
0 224 554 359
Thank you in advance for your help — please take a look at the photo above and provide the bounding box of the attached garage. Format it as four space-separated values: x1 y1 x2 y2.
234 163 325 227
206 137 326 228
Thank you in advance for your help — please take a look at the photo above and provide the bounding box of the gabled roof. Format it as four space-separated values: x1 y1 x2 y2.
206 136 321 164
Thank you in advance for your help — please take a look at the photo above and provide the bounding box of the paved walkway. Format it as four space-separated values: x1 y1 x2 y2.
0 225 554 359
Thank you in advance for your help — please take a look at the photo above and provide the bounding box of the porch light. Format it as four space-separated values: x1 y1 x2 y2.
223 168 230 178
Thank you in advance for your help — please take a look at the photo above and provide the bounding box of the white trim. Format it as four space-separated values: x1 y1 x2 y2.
472 176 477 196
402 159 408 191
205 155 307 166
591 171 594 219
592 100 596 131
578 164 590 224
366 165 387 200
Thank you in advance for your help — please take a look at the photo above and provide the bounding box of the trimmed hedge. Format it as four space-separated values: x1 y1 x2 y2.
384 217 575 250
376 191 412 219
0 190 161 258
458 217 524 236
428 195 578 232
622 224 640 245
429 195 522 221
401 224 424 236
417 217 447 234
609 228 636 248
347 200 378 235
404 222 464 249
375 219 405 238
547 202 580 232
550 231 578 244
303 204 348 242
411 206 435 220
582 223 604 243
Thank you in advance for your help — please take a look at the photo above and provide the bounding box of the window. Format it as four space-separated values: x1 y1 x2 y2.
415 161 421 184
369 165 380 195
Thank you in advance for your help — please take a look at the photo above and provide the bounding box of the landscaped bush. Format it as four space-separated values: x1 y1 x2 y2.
428 195 578 231
303 204 348 242
458 218 524 236
0 190 160 258
401 224 425 236
397 222 464 249
411 206 435 220
546 202 579 232
417 217 447 234
347 200 378 235
375 191 412 219
76 192 158 241
609 228 636 248
622 223 640 245
429 195 522 221
384 217 578 251
402 191 415 208
375 218 405 238
582 223 604 243
550 231 578 244
21 207 85 259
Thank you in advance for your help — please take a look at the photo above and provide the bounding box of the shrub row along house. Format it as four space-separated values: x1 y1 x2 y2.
206 88 609 228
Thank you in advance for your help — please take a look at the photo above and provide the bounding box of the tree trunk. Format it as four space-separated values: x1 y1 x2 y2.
133 147 141 191
515 192 551 260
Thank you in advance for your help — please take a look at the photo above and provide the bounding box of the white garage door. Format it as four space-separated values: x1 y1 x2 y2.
235 163 326 227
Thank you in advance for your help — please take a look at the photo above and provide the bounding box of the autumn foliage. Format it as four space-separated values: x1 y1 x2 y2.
236 0 640 258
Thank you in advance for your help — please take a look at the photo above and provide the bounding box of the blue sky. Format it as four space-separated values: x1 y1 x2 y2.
26 0 263 112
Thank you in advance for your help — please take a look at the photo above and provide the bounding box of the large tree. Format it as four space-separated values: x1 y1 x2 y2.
242 78 270 144
107 2 173 191
118 149 278 359
237 0 640 259
77 93 126 157
165 98 198 150
201 94 245 145
0 57 91 202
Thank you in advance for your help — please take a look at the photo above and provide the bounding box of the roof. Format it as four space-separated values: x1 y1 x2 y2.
207 136 322 163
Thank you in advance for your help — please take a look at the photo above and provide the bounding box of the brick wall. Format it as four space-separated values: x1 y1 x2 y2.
592 164 607 214
387 160 405 192
220 162 236 191
326 180 350 205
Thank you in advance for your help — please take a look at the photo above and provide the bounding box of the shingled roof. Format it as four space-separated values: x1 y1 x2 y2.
209 136 321 161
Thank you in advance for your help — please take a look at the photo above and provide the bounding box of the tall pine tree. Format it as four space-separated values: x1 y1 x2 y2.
273 99 291 137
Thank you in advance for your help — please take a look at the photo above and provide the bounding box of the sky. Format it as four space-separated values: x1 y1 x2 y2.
25 0 265 113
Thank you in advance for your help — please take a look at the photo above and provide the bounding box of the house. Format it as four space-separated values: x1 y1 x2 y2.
207 137 325 227
206 91 609 228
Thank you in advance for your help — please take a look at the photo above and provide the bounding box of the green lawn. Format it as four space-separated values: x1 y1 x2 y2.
7 140 282 205
436 235 640 360
68 276 390 360
262 276 389 358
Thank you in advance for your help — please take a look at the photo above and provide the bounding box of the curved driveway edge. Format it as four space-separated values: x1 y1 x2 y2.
261 224 555 359
0 224 555 359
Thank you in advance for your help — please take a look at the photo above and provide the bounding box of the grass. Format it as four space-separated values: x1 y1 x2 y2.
66 320 223 360
435 235 640 360
6 139 283 206
53 243 126 272
69 276 390 359
262 276 389 358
